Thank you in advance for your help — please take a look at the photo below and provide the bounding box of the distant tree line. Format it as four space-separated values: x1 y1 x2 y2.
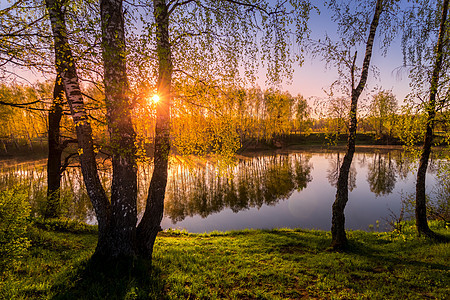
2 83 448 155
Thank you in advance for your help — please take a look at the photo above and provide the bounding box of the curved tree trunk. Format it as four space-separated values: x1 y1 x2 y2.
415 0 448 240
137 0 172 258
45 0 112 257
45 75 64 219
331 0 383 250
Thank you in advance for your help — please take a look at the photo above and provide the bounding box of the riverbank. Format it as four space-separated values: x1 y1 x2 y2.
2 132 448 161
1 220 449 299
237 132 450 153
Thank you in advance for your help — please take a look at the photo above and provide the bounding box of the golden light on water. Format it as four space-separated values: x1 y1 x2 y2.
151 94 160 103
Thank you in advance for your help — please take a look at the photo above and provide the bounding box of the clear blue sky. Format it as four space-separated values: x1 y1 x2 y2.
274 2 411 105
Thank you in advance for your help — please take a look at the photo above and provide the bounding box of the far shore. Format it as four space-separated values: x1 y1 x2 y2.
1 132 448 161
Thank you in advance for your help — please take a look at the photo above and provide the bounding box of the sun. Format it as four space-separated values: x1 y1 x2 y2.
151 94 160 103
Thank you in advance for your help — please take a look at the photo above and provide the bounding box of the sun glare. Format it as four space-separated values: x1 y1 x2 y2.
151 94 160 103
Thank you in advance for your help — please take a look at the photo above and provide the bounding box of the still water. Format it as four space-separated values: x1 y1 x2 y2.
0 149 445 232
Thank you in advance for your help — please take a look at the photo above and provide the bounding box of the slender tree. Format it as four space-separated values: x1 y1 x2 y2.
330 0 384 249
136 0 172 257
414 0 449 239
45 0 112 257
45 76 64 218
401 0 450 239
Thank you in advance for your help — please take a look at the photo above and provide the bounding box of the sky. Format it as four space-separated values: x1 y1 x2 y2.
274 2 412 105
1 0 413 106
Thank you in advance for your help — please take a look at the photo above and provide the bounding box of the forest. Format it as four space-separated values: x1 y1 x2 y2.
1 0 449 299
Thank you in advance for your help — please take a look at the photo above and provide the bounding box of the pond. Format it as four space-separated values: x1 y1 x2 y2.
0 148 446 232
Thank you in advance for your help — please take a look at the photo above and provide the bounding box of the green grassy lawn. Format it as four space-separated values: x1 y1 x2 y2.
1 221 449 299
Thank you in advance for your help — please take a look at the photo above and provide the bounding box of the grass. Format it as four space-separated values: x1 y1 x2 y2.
1 221 449 299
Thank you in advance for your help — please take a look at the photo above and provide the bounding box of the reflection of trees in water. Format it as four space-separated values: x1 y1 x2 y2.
0 155 312 224
326 150 417 195
0 150 437 224
326 152 356 191
357 152 368 168
164 154 313 223
393 151 412 181
60 167 101 222
432 176 450 220
0 161 96 222
392 151 440 181
427 156 441 174
367 152 396 196
429 160 450 220
0 161 48 217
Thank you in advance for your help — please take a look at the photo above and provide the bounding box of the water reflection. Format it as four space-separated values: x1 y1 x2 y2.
0 150 442 232
165 154 312 223
367 152 396 196
326 152 357 191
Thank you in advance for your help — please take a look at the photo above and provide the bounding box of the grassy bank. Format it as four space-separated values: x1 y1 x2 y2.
1 221 449 299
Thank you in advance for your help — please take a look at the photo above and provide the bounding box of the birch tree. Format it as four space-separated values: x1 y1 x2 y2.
45 0 114 257
308 0 399 249
402 0 450 240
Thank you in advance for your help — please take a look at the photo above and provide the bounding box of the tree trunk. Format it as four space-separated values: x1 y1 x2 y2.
379 117 382 138
137 0 172 258
45 0 112 257
23 121 34 150
100 0 138 257
45 75 64 219
331 0 383 250
415 0 448 240
1 139 7 153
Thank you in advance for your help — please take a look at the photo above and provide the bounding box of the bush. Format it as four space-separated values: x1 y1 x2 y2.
34 218 97 234
0 187 31 270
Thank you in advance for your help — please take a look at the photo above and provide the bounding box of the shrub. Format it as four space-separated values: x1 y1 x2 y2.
0 187 31 270
34 218 97 234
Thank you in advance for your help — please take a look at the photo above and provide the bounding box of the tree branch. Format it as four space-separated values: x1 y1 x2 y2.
0 99 40 108
60 153 79 174
221 0 270 15
168 0 197 16
351 51 357 91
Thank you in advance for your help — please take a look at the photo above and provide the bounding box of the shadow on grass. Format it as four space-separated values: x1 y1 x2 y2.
267 229 331 249
345 238 450 272
51 256 166 300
